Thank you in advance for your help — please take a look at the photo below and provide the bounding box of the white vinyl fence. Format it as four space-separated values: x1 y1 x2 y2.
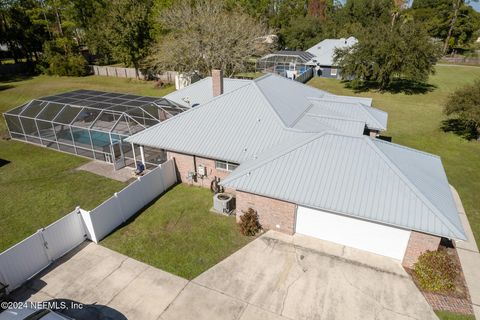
0 211 86 292
82 159 177 242
0 160 177 293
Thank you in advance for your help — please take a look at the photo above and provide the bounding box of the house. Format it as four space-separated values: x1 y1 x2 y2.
306 36 357 78
256 37 357 79
126 70 466 265
256 51 316 80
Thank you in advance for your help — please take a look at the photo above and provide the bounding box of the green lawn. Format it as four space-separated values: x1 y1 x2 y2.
101 184 252 279
308 65 480 245
0 75 174 251
435 311 476 320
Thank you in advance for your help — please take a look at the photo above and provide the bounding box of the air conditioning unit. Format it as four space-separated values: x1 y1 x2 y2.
213 193 235 215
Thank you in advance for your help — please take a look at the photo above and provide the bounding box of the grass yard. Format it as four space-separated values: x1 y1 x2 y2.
308 65 480 245
435 311 476 320
101 184 253 279
0 75 174 251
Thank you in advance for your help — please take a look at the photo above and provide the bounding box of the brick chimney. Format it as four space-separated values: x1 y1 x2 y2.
212 69 224 97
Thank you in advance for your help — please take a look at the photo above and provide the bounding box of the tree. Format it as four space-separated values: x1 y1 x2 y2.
280 15 324 50
148 0 273 76
444 79 480 138
87 0 153 78
410 0 480 53
334 20 442 90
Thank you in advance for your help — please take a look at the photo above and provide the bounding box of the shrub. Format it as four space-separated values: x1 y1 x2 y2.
39 53 90 77
238 208 262 236
413 250 458 293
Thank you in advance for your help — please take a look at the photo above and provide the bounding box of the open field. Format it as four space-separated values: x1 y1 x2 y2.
0 75 174 251
101 184 253 279
308 65 480 245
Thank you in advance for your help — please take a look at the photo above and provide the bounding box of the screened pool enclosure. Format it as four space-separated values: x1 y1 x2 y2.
4 90 188 170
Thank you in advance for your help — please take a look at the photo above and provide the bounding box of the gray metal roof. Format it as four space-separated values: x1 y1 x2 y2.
293 115 365 135
306 37 358 66
322 94 373 107
126 74 381 162
306 97 387 130
221 132 466 240
163 77 251 107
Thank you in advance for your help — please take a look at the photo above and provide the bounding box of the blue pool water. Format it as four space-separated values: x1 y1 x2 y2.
58 129 111 147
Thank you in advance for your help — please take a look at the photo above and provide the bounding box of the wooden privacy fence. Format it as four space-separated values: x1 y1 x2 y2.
90 65 178 83
0 160 177 293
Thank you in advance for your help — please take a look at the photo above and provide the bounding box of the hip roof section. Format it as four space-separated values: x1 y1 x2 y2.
126 74 384 162
221 133 466 240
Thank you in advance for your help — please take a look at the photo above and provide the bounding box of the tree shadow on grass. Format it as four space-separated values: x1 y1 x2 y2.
0 73 34 83
0 159 10 168
343 79 437 95
0 84 14 91
441 118 479 140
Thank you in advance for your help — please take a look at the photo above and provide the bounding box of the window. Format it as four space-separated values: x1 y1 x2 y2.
215 160 238 172
331 68 338 76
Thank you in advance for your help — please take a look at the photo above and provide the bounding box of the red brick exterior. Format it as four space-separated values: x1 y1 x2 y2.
422 292 473 315
402 231 441 268
167 151 230 189
212 69 224 97
236 191 297 235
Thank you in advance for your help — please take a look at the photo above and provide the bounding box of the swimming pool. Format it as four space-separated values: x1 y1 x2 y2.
58 129 111 147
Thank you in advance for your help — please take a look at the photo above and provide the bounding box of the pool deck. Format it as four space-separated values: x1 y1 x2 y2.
76 160 135 183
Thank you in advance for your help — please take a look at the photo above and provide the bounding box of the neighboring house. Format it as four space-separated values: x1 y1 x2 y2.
256 51 316 80
256 37 357 79
126 71 466 266
306 36 358 78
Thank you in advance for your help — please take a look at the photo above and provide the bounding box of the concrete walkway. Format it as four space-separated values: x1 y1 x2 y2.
451 186 480 319
76 160 134 182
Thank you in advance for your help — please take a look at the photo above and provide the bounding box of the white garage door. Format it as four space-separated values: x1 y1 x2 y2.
296 206 411 260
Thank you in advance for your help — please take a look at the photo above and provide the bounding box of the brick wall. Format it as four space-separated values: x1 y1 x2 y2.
402 231 441 268
236 191 297 235
212 69 224 97
167 151 230 189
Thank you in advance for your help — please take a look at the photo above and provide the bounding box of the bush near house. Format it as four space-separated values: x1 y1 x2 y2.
238 208 262 236
413 250 458 293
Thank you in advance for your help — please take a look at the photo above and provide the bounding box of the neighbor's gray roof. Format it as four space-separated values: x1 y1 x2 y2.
221 132 466 240
306 37 358 66
259 51 316 63
126 74 382 162
163 77 251 107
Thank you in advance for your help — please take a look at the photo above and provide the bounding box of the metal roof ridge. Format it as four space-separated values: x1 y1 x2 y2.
308 97 386 130
372 138 441 159
304 112 367 124
127 81 258 142
250 80 291 128
365 138 466 240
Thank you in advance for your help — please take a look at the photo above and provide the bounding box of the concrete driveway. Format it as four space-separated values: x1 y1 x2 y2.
167 231 438 320
12 243 188 320
12 232 437 320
